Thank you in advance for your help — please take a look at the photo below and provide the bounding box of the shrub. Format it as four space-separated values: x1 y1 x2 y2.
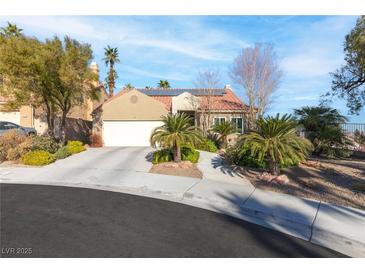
225 145 267 168
150 113 203 162
225 144 300 169
0 129 32 161
207 133 221 149
354 130 365 146
295 106 351 157
152 145 200 164
30 135 60 153
0 146 6 162
54 146 72 160
90 134 103 147
152 149 173 164
66 140 86 154
21 150 56 166
238 114 312 175
181 144 200 163
195 138 218 152
212 122 237 148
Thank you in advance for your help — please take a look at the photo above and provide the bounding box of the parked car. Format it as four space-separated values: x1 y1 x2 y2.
0 121 37 136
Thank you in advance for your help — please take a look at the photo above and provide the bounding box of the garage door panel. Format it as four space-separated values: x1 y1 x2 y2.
103 121 163 147
0 111 20 124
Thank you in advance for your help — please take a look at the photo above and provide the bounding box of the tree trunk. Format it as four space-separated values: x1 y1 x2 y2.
60 111 67 145
108 66 114 97
45 101 55 138
268 160 280 176
173 144 182 162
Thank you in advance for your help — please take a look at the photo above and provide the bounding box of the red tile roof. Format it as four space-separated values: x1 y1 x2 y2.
94 87 249 113
149 96 172 111
149 89 248 111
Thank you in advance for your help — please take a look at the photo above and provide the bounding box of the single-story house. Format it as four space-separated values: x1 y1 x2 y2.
0 62 108 143
92 86 250 147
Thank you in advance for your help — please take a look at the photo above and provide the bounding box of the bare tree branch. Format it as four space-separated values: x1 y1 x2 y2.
229 43 282 129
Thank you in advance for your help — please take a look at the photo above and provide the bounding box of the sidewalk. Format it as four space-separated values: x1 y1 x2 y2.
0 153 364 257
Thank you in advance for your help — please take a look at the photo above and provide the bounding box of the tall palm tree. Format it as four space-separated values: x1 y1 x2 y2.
158 80 171 88
150 113 202 162
212 121 237 148
103 46 120 97
238 114 313 175
0 22 23 37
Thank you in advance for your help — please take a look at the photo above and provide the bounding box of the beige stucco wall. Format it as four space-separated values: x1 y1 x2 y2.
172 92 200 114
19 105 33 127
102 89 168 121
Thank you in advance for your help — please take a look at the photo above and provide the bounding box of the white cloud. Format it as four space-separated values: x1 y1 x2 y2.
0 16 106 39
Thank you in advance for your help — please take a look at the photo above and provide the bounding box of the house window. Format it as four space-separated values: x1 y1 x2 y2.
231 117 243 133
213 117 226 125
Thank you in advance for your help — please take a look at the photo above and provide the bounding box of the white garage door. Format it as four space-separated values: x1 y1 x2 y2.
103 120 163 147
0 111 20 124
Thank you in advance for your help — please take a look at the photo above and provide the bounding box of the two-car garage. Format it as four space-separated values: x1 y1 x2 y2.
103 120 163 147
97 89 168 147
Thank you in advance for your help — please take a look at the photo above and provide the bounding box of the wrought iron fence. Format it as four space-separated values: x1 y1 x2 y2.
341 123 365 136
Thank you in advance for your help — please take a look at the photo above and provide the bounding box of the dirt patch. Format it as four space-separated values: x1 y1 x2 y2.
240 156 365 210
149 161 203 179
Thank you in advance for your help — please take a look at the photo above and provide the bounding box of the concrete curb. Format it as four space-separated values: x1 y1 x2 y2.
1 175 364 257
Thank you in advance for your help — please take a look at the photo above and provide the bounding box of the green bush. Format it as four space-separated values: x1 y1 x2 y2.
21 150 56 166
152 145 200 164
54 146 72 160
30 136 60 153
225 145 267 168
181 144 200 163
66 140 86 154
196 138 218 152
152 149 173 164
225 144 299 169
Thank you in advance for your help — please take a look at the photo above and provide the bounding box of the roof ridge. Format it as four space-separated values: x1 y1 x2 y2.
138 88 225 90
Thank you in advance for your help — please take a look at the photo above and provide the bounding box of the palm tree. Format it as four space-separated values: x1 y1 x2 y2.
294 106 349 155
294 106 347 132
212 121 237 148
150 113 202 162
238 114 313 175
0 22 23 37
158 80 171 88
103 46 120 97
125 83 134 89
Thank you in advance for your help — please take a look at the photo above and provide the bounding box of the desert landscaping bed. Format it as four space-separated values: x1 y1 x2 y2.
240 156 365 210
149 161 203 179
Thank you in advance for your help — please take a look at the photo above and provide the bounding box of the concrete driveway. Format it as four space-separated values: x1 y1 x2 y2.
50 146 154 172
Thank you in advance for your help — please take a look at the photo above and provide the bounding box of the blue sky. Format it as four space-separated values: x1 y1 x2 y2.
0 15 364 122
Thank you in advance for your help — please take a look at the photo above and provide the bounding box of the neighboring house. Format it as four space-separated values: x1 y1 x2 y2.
92 86 250 146
0 62 108 143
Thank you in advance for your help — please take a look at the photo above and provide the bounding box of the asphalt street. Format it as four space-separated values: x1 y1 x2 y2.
0 183 345 258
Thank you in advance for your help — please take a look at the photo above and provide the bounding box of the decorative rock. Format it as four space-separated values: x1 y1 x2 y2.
272 174 290 185
259 172 275 183
179 161 193 169
163 162 179 168
302 160 321 168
